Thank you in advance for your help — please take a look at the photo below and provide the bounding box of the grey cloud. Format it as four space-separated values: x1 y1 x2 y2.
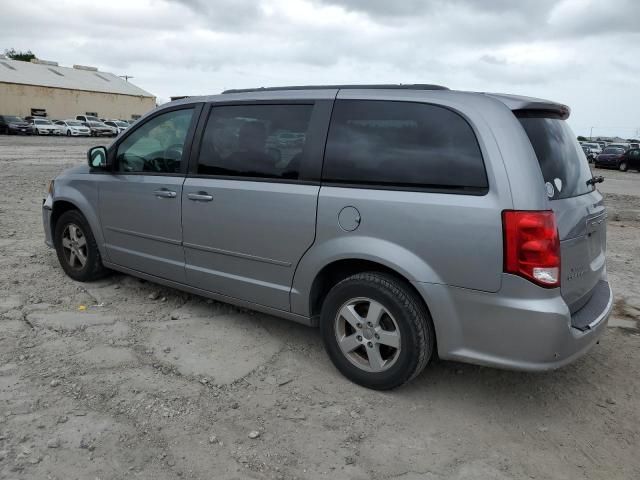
314 0 556 18
166 0 265 28
0 0 638 138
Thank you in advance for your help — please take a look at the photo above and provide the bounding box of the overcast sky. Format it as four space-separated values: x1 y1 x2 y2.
2 0 639 138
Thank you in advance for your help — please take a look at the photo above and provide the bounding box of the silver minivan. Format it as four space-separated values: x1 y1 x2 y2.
42 85 612 389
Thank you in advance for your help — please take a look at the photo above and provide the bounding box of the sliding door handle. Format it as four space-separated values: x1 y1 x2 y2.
153 189 177 198
187 192 213 202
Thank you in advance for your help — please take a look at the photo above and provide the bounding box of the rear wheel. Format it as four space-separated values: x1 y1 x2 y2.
54 210 107 282
619 161 628 172
320 272 434 390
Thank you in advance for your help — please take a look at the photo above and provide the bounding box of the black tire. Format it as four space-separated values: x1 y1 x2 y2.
320 272 435 390
54 210 108 282
619 161 628 172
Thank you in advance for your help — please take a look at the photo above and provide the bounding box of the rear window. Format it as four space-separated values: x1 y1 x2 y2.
603 147 624 154
517 113 594 200
323 100 488 192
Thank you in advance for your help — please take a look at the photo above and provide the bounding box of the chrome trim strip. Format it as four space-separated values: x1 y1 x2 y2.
183 242 291 267
104 226 181 246
587 283 613 329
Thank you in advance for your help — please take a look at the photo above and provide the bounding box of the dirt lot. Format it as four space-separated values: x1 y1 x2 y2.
0 135 639 480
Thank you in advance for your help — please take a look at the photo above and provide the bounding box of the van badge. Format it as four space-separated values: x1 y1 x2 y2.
567 267 587 281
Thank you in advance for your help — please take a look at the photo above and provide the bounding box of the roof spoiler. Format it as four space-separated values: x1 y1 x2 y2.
484 93 570 120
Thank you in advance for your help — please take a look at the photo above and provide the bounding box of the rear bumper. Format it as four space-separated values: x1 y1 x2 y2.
415 275 612 371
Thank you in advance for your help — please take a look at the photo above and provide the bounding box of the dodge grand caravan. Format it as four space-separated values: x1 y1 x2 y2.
42 85 612 390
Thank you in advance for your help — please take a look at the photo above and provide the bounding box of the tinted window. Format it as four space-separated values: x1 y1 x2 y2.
517 114 593 199
322 100 487 191
197 104 313 180
603 147 624 154
116 108 194 174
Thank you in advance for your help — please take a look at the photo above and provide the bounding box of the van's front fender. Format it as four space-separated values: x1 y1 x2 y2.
50 176 107 260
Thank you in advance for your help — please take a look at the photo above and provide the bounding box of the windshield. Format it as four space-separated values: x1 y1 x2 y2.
35 119 52 125
5 116 23 122
114 121 128 127
86 116 100 122
66 120 83 126
603 147 624 154
517 114 594 200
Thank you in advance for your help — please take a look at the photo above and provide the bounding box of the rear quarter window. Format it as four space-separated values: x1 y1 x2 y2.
517 113 594 200
322 100 488 192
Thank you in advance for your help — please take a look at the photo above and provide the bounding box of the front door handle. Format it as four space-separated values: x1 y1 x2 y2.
153 189 177 198
187 192 213 202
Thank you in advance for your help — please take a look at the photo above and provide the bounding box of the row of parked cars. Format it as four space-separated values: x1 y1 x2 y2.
0 115 134 137
580 141 640 172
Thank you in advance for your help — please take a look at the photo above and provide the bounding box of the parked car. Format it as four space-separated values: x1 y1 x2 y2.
595 147 640 171
582 145 596 163
0 115 33 135
49 120 66 136
103 120 129 135
30 118 60 135
582 142 602 155
76 115 101 123
606 143 630 150
54 120 92 137
83 121 116 137
42 85 611 390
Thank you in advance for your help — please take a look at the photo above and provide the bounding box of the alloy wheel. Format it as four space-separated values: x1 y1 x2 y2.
61 223 88 269
334 297 401 373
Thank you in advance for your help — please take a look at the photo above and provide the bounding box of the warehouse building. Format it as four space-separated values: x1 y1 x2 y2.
0 56 155 121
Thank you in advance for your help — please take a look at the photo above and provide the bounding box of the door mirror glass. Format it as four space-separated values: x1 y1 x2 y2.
88 146 109 169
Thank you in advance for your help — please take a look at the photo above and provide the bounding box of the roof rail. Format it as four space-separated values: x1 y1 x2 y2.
222 84 449 94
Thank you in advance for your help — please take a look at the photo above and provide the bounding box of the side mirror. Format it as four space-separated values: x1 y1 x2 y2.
88 146 109 169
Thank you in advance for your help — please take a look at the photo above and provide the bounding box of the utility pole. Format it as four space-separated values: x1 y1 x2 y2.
119 75 134 82
589 126 593 141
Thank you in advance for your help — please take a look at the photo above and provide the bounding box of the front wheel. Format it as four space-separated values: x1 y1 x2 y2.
320 272 434 390
619 161 628 172
54 210 107 282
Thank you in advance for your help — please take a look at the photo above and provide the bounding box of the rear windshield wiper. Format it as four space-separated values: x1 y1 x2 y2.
586 175 604 186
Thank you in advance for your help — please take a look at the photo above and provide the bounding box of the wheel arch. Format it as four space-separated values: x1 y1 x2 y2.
50 196 107 259
312 256 432 309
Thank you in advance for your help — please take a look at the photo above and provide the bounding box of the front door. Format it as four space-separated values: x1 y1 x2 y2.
182 102 327 310
99 107 197 282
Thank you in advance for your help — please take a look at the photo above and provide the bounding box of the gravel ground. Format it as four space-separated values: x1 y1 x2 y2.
0 135 639 480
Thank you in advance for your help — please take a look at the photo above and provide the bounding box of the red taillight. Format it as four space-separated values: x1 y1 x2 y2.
502 210 560 288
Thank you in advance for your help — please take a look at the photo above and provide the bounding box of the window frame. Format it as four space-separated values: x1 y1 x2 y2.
187 99 333 185
320 99 490 196
102 102 203 177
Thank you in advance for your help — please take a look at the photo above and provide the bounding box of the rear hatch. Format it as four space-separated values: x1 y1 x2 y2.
517 112 606 313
